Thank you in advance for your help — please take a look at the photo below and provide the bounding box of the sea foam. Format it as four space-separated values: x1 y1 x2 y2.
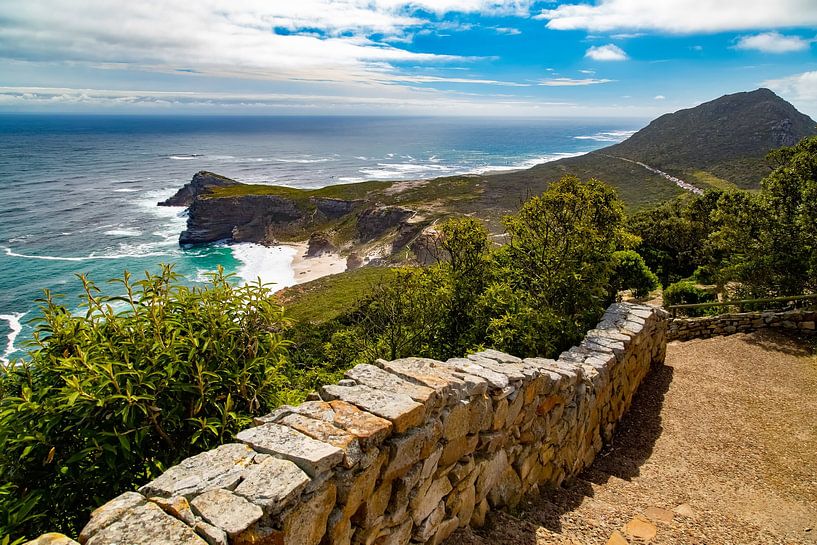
232 244 298 289
0 312 25 364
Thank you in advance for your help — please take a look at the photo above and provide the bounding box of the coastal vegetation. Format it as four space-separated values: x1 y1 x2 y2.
1 133 816 543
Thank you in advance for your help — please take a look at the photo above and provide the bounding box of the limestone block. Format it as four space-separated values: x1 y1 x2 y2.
467 394 492 434
279 412 364 468
354 480 392 528
487 465 522 508
149 495 196 525
410 477 452 525
79 492 147 543
190 489 263 538
470 498 489 527
466 355 526 382
139 443 256 498
439 434 477 467
324 508 353 545
24 534 80 545
377 358 470 400
337 449 386 518
475 450 508 502
412 501 445 542
429 517 459 545
421 446 444 480
377 517 412 545
320 384 425 434
233 456 311 515
275 484 337 545
441 401 470 440
345 364 437 408
236 422 343 478
383 421 435 481
441 358 509 389
84 500 207 545
193 521 228 545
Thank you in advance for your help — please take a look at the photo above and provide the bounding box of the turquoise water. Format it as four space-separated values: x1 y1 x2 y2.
0 115 642 361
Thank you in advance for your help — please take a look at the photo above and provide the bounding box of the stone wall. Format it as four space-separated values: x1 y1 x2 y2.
36 303 668 545
668 309 816 342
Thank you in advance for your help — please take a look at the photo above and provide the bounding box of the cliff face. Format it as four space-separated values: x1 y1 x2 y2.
180 194 307 244
159 171 242 207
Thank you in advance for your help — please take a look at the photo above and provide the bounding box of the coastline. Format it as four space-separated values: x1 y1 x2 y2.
288 242 348 285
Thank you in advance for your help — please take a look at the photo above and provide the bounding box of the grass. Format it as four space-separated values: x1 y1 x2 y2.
206 180 393 200
276 266 398 323
688 170 739 191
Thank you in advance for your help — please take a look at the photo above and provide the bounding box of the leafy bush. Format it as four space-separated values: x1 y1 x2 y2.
0 266 293 540
609 250 660 298
663 280 715 316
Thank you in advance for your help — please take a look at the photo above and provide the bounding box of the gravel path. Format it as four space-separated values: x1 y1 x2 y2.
447 331 817 545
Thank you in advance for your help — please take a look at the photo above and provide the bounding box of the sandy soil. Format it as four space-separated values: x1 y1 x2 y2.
287 242 347 285
447 330 817 545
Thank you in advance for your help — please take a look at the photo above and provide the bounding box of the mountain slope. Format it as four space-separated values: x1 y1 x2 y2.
481 88 817 211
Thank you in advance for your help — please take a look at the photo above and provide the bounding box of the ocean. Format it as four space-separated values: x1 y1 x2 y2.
0 114 642 362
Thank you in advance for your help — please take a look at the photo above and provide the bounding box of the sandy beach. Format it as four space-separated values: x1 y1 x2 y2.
288 242 348 285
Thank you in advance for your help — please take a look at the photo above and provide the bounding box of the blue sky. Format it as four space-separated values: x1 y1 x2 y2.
1 0 816 117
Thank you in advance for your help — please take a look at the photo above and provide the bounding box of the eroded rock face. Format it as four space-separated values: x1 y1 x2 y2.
159 171 241 207
180 194 305 245
356 206 415 242
306 232 337 257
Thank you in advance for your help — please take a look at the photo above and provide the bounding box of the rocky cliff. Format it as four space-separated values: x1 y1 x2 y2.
159 171 242 207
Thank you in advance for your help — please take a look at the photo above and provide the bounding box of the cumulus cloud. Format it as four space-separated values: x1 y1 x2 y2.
585 44 628 61
654 95 666 100
734 32 812 53
539 77 614 86
0 0 532 85
536 0 817 34
763 71 817 102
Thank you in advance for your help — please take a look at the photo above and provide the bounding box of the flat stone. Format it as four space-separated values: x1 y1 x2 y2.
673 503 695 518
288 399 393 449
413 501 445 542
233 456 310 515
139 443 256 498
319 384 425 434
644 506 674 524
84 500 207 545
442 358 509 389
473 349 522 364
466 355 526 381
623 515 657 540
79 492 147 542
149 495 196 525
377 357 464 400
277 484 337 545
411 477 453 524
236 422 343 478
606 530 630 545
190 489 263 537
345 363 437 406
279 412 363 468
442 401 471 440
23 534 80 545
194 521 228 545
430 517 459 545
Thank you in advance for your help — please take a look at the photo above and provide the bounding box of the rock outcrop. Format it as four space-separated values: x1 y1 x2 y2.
307 232 337 257
356 206 415 242
159 171 242 207
180 194 306 245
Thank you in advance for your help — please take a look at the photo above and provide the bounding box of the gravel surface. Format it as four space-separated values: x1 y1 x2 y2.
447 330 817 545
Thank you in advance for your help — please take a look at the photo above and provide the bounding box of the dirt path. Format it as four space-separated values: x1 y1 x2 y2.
447 331 817 545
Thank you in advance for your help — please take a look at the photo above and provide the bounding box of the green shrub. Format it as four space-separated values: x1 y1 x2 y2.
0 266 292 540
609 250 660 298
663 280 715 316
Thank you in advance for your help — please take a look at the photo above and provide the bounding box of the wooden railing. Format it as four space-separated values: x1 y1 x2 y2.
667 293 817 317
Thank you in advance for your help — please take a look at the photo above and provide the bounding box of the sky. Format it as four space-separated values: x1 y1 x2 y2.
1 0 816 117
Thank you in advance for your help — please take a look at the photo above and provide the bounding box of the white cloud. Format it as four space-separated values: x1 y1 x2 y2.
585 44 628 61
494 27 522 35
654 95 665 100
539 77 614 86
0 0 532 86
578 69 595 74
764 71 817 102
734 32 812 53
537 0 817 34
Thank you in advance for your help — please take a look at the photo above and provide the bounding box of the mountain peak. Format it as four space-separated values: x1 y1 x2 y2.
602 88 817 187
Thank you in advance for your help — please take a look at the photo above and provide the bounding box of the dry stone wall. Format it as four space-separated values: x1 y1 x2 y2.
668 309 816 342
32 303 668 545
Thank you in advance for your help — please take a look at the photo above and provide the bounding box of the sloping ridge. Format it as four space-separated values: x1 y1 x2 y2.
483 88 817 208
602 88 817 185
